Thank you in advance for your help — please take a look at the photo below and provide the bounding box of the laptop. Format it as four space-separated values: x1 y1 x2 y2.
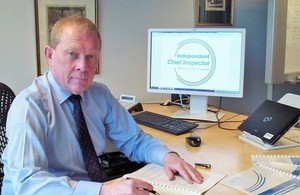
238 100 300 146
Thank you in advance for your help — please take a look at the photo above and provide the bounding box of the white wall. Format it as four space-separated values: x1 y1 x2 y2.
96 0 195 103
0 0 37 93
1 0 297 114
0 0 195 103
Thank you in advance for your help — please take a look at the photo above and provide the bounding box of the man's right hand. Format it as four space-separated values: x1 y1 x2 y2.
100 177 154 195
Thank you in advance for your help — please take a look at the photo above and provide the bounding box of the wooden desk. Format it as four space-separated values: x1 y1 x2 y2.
140 103 300 194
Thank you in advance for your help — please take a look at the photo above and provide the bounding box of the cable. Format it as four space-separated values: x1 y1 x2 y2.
169 96 244 133
188 97 245 135
213 98 245 130
169 95 190 110
217 113 245 131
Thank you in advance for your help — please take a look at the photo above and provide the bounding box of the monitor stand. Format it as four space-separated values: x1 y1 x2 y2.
170 95 225 122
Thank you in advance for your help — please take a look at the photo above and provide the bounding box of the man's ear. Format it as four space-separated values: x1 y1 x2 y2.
44 46 53 63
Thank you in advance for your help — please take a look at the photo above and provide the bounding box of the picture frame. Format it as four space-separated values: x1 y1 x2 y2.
34 0 98 76
196 0 234 26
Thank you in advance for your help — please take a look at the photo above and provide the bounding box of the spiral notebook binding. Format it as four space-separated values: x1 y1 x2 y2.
255 162 300 180
251 154 300 165
151 180 199 194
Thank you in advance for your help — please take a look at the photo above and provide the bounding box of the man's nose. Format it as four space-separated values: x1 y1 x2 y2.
76 57 90 71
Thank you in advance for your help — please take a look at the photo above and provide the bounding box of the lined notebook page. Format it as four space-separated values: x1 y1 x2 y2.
123 163 226 195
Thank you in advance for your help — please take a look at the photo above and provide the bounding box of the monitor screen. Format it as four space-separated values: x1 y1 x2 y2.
147 28 246 121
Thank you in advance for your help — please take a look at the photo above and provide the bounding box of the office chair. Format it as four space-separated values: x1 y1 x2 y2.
0 82 15 189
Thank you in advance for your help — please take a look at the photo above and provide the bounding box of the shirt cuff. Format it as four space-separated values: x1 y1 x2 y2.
74 180 102 195
151 146 172 165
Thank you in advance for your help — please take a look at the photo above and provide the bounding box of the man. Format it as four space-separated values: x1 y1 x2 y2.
2 16 203 195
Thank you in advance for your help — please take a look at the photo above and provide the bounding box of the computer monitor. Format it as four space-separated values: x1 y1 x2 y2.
147 28 246 121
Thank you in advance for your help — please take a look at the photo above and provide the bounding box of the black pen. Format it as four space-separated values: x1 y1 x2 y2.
126 177 160 195
195 162 211 169
137 187 160 195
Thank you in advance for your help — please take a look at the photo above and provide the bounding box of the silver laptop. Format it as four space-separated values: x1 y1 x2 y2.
238 100 300 146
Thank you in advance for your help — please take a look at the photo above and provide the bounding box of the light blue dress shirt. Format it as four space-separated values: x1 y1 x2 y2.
2 71 171 195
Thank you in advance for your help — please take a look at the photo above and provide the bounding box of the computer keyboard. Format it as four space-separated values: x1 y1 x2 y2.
132 111 199 135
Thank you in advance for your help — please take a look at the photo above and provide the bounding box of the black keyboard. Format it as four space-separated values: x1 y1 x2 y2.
132 111 199 135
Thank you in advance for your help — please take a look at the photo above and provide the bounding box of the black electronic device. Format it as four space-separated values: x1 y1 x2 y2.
238 100 300 145
98 151 145 182
132 111 198 135
185 136 201 147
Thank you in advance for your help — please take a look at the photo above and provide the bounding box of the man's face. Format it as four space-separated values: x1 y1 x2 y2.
45 27 100 95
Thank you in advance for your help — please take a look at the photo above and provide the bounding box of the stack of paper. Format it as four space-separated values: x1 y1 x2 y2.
221 155 300 195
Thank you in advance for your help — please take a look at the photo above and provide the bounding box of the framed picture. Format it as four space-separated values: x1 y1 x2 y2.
34 0 98 76
196 0 234 26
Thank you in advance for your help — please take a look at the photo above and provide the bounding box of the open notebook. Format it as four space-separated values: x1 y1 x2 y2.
123 163 226 195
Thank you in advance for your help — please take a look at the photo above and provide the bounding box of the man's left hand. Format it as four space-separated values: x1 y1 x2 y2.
163 152 204 184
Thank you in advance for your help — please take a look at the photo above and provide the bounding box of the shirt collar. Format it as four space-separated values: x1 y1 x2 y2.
47 71 72 104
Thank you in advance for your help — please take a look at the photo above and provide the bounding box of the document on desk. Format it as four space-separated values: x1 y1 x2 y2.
123 163 226 195
221 155 300 195
251 155 300 165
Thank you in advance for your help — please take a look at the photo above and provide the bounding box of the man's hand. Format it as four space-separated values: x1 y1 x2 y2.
163 152 204 184
100 177 153 195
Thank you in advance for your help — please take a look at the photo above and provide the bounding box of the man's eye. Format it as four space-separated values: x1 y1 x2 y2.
66 51 78 59
86 55 97 61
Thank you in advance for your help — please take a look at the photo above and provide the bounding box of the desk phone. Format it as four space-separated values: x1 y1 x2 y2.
118 94 139 110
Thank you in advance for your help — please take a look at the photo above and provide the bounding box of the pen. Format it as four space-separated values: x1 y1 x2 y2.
137 187 160 195
195 162 211 169
126 177 161 195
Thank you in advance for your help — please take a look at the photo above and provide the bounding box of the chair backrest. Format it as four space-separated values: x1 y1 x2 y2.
0 82 15 189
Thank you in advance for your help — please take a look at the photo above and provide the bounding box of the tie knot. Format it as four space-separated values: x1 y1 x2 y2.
68 94 81 106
